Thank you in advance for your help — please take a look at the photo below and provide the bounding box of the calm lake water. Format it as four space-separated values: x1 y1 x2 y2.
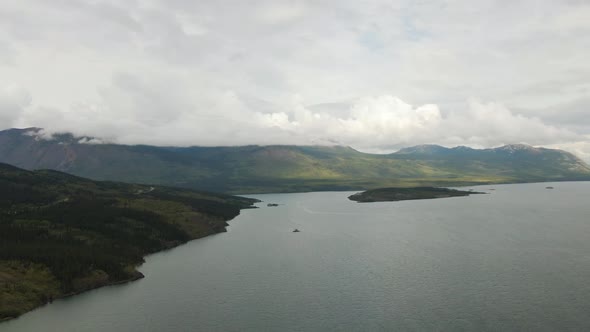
3 182 590 331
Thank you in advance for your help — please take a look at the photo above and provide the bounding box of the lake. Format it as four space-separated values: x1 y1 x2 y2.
2 182 590 331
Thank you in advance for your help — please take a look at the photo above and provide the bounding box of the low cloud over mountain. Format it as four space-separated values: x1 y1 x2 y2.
1 1 589 160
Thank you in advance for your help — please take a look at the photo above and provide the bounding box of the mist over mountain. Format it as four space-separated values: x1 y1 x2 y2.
1 128 588 194
3 1 590 329
2 2 590 161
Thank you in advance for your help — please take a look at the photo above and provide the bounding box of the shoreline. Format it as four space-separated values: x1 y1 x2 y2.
2 180 585 322
348 186 484 203
0 213 242 323
1 272 146 323
231 179 590 196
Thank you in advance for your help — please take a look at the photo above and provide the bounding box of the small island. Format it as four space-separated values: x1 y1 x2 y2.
348 187 483 203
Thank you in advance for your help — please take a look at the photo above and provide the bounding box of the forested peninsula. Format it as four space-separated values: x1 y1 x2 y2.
0 163 257 321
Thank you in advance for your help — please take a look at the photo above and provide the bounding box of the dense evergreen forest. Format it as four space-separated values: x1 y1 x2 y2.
0 163 257 320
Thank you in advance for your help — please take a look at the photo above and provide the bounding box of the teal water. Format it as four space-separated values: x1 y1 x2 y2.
2 182 590 331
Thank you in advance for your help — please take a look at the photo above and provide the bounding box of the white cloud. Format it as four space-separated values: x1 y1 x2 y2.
256 2 308 24
0 0 589 162
12 81 582 159
547 138 590 164
0 84 31 128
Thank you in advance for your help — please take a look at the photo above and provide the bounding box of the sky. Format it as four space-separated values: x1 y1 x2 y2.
0 0 589 161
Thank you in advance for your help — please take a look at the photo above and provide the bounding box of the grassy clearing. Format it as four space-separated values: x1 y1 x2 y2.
0 261 60 320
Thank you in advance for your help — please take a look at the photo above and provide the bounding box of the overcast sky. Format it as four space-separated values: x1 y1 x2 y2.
1 0 589 160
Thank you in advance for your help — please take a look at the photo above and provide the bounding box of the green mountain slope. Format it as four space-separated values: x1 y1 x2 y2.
0 162 257 320
1 128 589 193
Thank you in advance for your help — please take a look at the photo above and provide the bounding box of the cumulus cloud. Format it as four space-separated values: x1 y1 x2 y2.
11 79 582 159
243 96 579 151
0 84 31 128
0 0 589 162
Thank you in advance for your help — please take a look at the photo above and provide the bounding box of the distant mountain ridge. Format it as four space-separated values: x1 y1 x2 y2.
398 143 569 155
0 127 589 193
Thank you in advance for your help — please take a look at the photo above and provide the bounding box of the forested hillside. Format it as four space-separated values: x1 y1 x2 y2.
0 163 257 320
1 128 589 193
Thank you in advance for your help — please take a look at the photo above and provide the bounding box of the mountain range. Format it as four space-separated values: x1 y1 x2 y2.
1 127 589 193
